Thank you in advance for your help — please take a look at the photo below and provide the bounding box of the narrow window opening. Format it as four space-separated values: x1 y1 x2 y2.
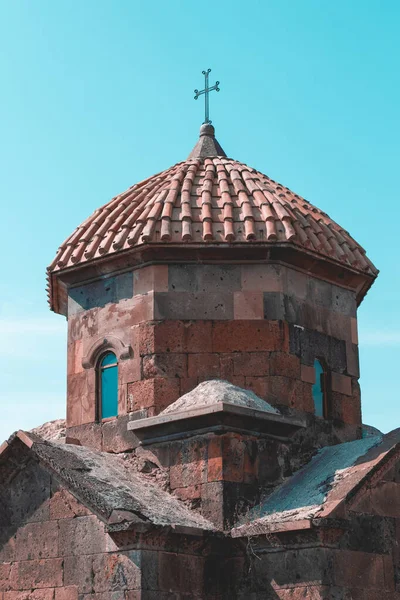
312 359 325 418
99 351 118 419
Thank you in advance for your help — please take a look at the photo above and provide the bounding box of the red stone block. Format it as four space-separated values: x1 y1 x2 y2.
180 376 198 396
188 353 220 379
229 375 246 388
245 377 269 399
212 320 287 353
134 264 169 294
219 354 234 379
4 591 56 600
10 558 63 590
0 563 11 591
269 376 303 407
331 372 352 396
270 352 300 378
154 378 181 412
50 488 90 520
184 321 213 353
138 322 156 356
127 380 156 410
207 437 223 482
301 364 315 384
15 521 58 561
154 321 186 353
331 391 361 425
54 587 78 600
173 485 202 502
351 317 358 345
233 352 269 377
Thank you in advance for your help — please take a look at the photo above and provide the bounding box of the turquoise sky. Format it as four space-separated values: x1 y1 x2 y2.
1 0 399 440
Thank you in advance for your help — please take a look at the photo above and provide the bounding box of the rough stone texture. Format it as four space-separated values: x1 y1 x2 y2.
64 262 363 450
161 380 280 415
1 429 400 598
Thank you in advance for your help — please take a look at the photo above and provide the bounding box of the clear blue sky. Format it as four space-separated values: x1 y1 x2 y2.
0 0 399 440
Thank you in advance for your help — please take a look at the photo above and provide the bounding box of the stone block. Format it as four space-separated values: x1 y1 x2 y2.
201 481 224 529
333 550 388 589
10 558 63 590
241 264 283 292
15 521 58 561
345 341 360 377
222 435 244 483
232 352 269 377
245 377 269 400
4 591 56 600
102 415 139 452
233 292 264 319
50 488 90 520
142 353 187 379
0 563 11 591
92 551 141 592
270 352 300 378
350 317 358 345
66 423 102 451
63 555 93 593
184 320 213 353
331 373 352 396
179 377 198 396
212 320 287 353
307 277 333 310
219 354 234 379
207 437 223 482
169 264 241 293
301 364 315 384
188 353 220 379
54 587 79 600
58 516 110 557
158 551 204 595
67 372 87 427
269 376 304 408
263 292 285 320
134 265 169 295
154 292 234 320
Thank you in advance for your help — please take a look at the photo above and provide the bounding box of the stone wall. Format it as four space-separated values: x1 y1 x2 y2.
66 262 361 449
0 457 211 599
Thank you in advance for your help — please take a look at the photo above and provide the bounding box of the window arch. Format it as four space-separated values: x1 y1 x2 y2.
98 352 118 419
312 359 326 418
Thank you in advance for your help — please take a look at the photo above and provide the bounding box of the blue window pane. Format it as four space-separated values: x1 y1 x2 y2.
312 359 325 417
101 364 118 418
101 352 117 367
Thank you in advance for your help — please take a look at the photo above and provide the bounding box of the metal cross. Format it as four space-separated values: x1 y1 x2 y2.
194 69 220 124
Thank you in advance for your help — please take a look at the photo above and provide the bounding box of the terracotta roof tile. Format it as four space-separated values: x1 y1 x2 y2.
48 155 377 281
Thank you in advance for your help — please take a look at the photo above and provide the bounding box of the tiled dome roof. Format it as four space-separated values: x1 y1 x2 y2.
48 126 377 278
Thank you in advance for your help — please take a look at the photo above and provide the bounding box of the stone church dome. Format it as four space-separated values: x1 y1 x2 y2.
48 123 377 305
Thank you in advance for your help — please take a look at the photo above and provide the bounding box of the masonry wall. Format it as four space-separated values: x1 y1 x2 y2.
0 455 213 600
66 262 361 449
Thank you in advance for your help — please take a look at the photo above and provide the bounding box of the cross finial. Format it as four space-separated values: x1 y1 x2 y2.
194 69 220 124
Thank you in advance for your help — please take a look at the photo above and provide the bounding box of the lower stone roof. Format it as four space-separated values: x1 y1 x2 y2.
0 431 214 533
232 429 400 537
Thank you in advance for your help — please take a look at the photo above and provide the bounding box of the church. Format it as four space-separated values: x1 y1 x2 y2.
1 73 399 599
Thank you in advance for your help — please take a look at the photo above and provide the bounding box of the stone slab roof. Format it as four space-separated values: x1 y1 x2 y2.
160 380 280 415
0 431 214 534
232 429 400 537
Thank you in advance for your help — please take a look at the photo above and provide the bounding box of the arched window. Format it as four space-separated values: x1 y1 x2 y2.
98 352 118 419
312 359 325 418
